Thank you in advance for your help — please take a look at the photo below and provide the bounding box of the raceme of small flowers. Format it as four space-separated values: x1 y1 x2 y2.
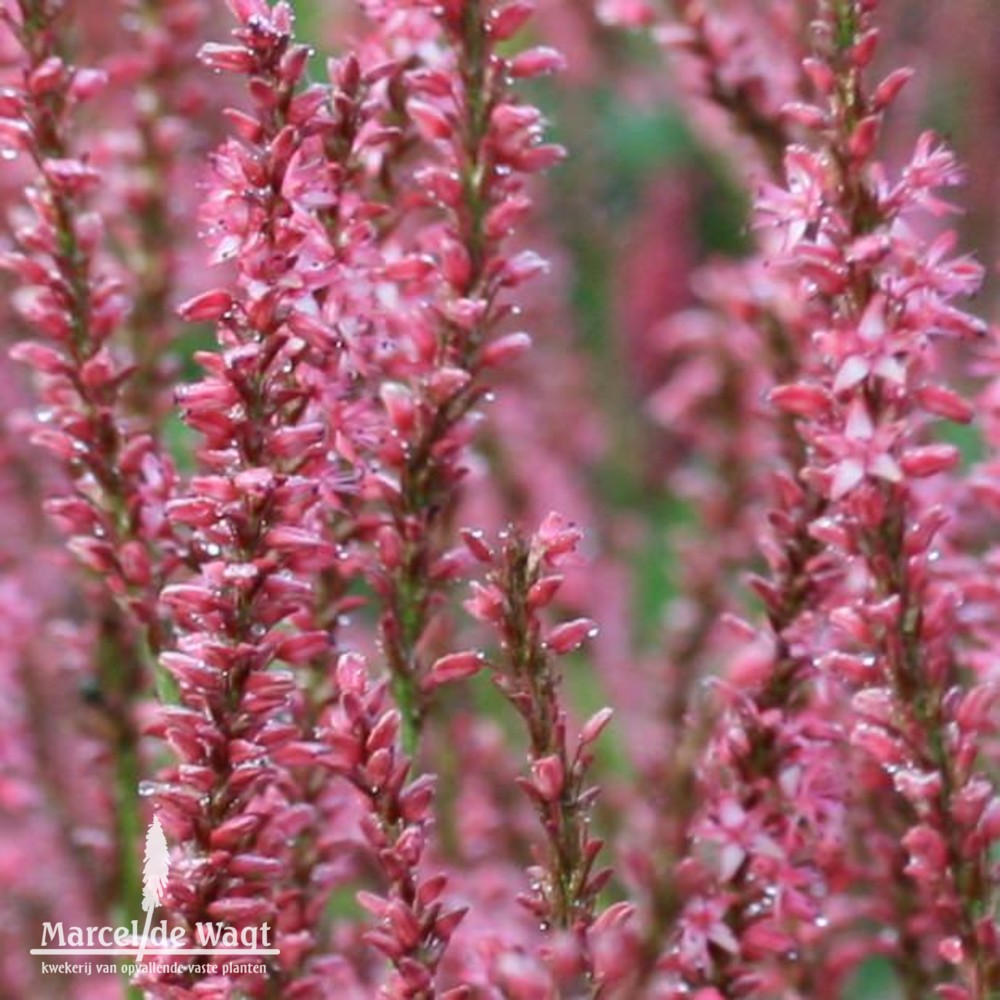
1 0 1000 999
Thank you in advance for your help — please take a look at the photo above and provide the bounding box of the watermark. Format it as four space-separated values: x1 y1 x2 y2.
38 960 270 978
31 815 278 974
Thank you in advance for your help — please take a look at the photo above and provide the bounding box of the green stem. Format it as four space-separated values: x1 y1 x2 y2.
116 739 143 1000
390 672 420 758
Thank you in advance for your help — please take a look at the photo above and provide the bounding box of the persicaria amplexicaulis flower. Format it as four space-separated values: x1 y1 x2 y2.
3 1 1000 999
458 514 629 995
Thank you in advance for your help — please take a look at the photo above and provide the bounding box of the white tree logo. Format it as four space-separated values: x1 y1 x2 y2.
30 810 277 961
137 815 169 962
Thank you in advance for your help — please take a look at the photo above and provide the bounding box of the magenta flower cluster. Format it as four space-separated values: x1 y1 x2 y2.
2 0 1000 998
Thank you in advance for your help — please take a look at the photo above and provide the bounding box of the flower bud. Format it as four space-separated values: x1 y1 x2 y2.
545 618 599 654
